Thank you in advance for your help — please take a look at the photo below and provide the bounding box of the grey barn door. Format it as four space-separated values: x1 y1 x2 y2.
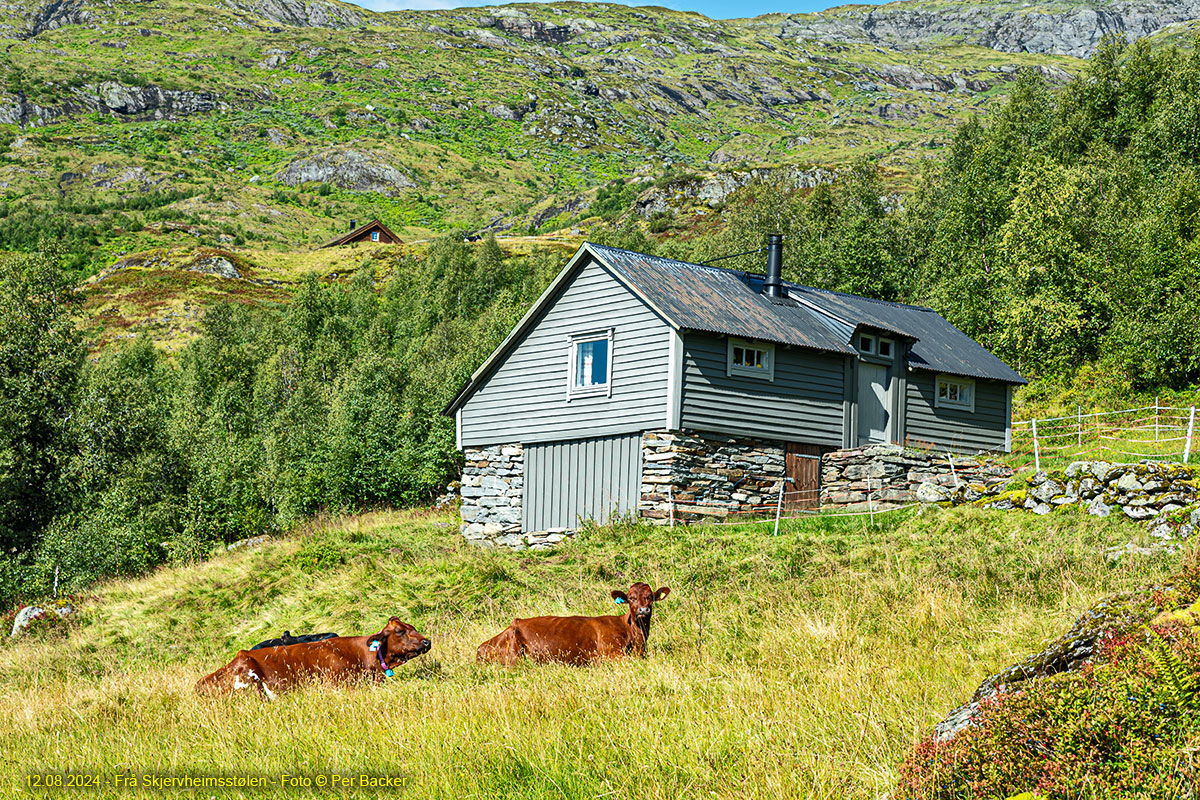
523 434 643 531
857 363 892 443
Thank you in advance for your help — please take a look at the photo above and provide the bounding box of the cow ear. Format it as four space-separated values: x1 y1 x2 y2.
611 590 628 605
388 616 404 628
654 587 671 601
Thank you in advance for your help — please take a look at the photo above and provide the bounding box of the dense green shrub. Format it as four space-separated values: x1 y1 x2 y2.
896 554 1200 798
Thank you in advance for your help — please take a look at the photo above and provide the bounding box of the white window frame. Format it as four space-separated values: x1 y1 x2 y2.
877 337 894 359
726 337 775 382
858 333 876 355
935 374 975 413
371 230 380 242
567 329 614 400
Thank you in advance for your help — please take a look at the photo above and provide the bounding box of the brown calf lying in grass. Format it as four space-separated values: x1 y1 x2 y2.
477 583 670 666
196 617 430 698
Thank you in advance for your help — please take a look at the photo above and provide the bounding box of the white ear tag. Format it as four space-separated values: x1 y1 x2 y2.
369 641 380 652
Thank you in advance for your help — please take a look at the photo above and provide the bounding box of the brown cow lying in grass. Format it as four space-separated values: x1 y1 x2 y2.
196 617 431 698
477 582 670 666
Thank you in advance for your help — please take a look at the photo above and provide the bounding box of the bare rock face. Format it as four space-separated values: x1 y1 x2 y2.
276 148 417 196
0 82 222 126
780 0 1200 58
220 0 364 29
23 0 89 39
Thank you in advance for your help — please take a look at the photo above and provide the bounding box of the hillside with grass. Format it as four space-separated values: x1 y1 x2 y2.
2 506 1195 798
0 0 1106 274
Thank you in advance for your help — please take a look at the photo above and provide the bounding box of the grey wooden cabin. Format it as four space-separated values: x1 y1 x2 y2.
444 239 1024 538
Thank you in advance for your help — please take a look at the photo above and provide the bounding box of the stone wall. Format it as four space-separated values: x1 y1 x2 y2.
459 443 524 548
640 430 787 522
458 443 574 551
821 444 1014 509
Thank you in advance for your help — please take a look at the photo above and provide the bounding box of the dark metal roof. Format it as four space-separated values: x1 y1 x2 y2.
787 284 1026 384
587 244 856 354
588 243 1025 385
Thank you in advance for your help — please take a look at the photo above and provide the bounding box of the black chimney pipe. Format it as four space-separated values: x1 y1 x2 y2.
350 218 358 232
764 233 784 298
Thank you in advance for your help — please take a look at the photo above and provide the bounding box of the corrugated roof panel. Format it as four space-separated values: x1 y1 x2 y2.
588 245 856 354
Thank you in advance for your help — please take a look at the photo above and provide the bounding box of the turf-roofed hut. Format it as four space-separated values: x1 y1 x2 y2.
320 218 400 248
443 238 1025 548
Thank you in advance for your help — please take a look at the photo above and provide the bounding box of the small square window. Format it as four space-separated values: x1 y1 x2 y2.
727 338 774 380
878 338 893 358
568 330 613 399
859 334 876 354
935 375 975 412
371 230 380 242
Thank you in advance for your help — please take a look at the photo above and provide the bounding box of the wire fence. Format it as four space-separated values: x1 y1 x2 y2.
653 401 1197 532
1009 400 1197 473
664 478 919 535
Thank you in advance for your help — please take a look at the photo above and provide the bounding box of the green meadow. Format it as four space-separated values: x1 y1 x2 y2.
1 506 1180 798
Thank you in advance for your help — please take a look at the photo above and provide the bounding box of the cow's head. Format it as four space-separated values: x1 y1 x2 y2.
369 617 432 666
612 583 670 623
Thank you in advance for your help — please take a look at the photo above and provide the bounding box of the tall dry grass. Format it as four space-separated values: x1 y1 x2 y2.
0 506 1181 798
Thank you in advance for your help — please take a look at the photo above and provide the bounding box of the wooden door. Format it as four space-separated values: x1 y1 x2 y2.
785 443 821 511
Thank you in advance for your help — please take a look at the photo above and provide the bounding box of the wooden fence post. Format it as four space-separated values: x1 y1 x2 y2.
1077 405 1083 450
1032 418 1041 473
948 453 959 488
1155 397 1160 443
668 486 675 529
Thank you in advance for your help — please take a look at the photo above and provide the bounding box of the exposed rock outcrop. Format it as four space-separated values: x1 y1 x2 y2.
276 148 417 196
0 82 223 127
634 165 835 218
781 0 1200 58
220 0 364 29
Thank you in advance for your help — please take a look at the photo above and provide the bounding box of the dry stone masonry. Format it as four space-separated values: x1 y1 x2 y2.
639 431 786 522
821 444 1013 509
459 443 575 551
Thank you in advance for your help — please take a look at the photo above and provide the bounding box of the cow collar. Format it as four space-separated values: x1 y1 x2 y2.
369 639 395 678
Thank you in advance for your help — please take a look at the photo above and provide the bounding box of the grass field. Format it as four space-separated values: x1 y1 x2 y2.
0 506 1184 798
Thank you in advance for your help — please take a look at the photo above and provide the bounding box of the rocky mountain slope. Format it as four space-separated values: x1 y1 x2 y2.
783 0 1200 58
0 0 1193 268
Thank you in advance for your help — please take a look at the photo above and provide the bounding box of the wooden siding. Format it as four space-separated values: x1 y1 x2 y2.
679 333 845 446
524 434 642 530
904 372 1010 453
459 257 672 447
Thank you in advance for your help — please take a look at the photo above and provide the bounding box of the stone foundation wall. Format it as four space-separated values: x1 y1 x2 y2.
821 443 1014 509
458 443 575 551
460 443 524 548
639 430 787 522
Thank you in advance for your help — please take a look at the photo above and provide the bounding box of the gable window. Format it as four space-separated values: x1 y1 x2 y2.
877 338 893 359
727 338 775 381
858 334 876 355
371 230 380 242
936 375 975 412
568 330 613 399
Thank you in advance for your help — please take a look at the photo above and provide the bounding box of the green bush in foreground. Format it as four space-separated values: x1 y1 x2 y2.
896 553 1200 799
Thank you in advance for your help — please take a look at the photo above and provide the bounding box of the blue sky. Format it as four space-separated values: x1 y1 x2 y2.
358 0 876 20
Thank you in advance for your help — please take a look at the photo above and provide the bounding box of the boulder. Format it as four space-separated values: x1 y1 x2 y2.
1028 480 1063 503
276 148 417 197
1087 498 1111 517
10 604 74 637
916 482 951 504
1115 472 1143 493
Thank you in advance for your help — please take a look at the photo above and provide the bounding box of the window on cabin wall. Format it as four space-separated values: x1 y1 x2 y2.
371 231 380 242
935 375 975 412
727 338 775 381
568 330 613 399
